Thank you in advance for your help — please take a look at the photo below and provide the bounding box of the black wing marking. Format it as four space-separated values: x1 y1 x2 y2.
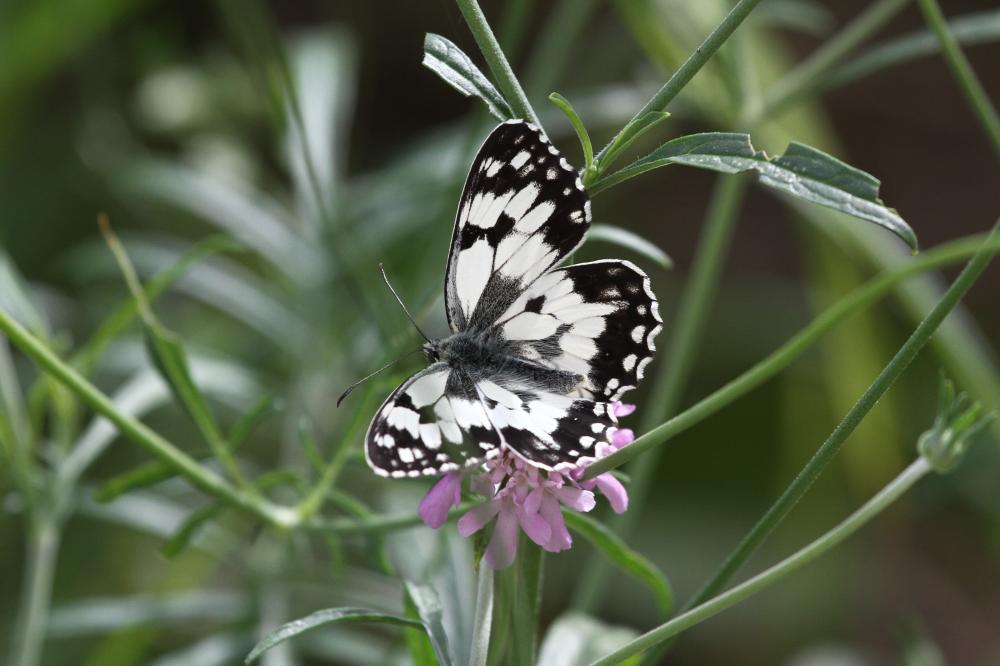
366 364 502 477
444 120 591 333
476 377 619 471
494 260 661 401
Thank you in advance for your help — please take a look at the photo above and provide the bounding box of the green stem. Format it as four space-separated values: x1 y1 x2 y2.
11 519 60 666
455 0 540 125
583 228 1000 479
0 309 294 530
589 458 933 665
917 0 1000 161
677 219 1000 615
594 0 765 165
751 0 912 121
307 502 480 535
573 175 747 610
510 540 543 666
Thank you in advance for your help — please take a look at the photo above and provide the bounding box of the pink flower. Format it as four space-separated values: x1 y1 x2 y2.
418 472 463 528
418 401 639 569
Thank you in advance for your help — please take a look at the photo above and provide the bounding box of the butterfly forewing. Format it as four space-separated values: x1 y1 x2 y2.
445 120 591 333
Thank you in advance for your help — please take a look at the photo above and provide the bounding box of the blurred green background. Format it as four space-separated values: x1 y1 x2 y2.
1 0 999 664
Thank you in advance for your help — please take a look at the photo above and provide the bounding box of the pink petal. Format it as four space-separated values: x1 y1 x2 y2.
516 504 552 546
594 473 628 513
554 485 596 512
613 402 636 418
485 509 519 569
538 495 572 552
418 473 463 529
457 502 500 537
523 487 544 515
611 428 635 449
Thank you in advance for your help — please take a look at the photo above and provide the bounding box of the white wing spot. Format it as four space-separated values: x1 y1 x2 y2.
511 150 531 169
623 354 637 372
631 325 646 343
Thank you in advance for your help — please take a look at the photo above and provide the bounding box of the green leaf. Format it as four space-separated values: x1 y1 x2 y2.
404 581 454 666
587 224 673 270
244 607 423 664
592 132 917 251
563 511 674 617
161 502 225 558
422 33 513 121
549 92 594 173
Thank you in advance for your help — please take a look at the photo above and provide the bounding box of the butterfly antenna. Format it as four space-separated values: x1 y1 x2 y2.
379 263 432 344
336 349 421 407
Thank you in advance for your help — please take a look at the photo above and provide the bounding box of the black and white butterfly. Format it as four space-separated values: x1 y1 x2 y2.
366 120 661 478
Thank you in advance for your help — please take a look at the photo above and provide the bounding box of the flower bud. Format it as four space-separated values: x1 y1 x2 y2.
917 377 995 474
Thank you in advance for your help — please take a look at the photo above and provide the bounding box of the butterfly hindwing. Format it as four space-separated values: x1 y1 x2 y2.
366 364 502 477
476 377 619 471
495 260 662 401
445 120 591 333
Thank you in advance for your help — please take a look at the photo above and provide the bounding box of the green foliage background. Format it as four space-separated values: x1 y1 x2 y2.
1 0 999 664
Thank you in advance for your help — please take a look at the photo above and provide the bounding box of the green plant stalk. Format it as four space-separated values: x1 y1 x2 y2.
307 502 479 535
583 228 1000 479
752 0 912 121
573 174 747 611
455 0 540 125
469 564 494 666
594 0 765 167
510 541 543 665
0 309 294 530
10 519 59 666
589 458 933 665
917 0 1000 161
677 219 1000 616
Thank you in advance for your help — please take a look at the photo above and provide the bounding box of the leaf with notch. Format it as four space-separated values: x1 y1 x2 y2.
563 510 673 617
423 33 513 121
592 132 917 251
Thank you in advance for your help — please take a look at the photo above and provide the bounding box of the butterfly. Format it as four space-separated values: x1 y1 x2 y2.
365 120 661 478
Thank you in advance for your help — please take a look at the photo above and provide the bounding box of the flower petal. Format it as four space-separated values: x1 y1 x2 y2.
611 428 635 449
613 402 636 418
457 502 501 537
538 495 572 552
418 472 463 529
594 473 628 513
517 503 552 546
555 485 596 512
485 508 519 569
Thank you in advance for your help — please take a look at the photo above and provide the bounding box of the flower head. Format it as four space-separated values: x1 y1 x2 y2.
419 401 638 569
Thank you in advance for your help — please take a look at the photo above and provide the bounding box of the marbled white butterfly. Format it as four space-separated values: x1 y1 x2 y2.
365 120 661 477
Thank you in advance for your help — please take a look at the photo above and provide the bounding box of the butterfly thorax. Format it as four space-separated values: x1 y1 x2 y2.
425 331 581 395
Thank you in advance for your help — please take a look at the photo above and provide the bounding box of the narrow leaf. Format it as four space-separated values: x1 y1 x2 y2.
423 33 513 121
549 92 594 172
563 511 673 617
592 132 917 251
588 224 673 270
404 582 454 666
245 608 423 664
597 111 671 177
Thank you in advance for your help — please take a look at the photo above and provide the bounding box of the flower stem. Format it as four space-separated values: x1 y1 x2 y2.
917 0 1000 161
510 539 543 665
0 309 294 530
676 218 1000 618
455 0 540 125
10 518 60 666
589 458 933 665
750 0 912 121
582 227 1000 479
594 0 766 165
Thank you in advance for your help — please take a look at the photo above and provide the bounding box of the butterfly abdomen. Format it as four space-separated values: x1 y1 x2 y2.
436 331 580 394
